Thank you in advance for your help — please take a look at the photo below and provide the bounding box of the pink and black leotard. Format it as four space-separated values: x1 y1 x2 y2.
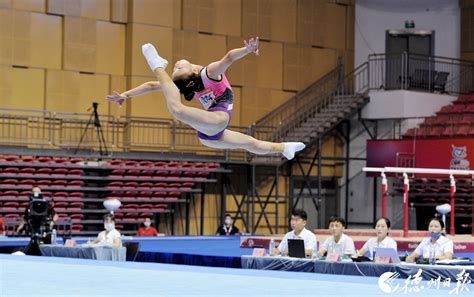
194 67 234 141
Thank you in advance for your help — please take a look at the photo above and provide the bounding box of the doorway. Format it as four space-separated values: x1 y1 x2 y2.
385 30 435 90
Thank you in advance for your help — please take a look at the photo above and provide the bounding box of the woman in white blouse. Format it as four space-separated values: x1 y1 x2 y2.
406 217 453 263
88 214 122 248
357 217 397 259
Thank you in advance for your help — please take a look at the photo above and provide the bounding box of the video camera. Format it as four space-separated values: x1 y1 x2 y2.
27 193 53 239
23 192 55 256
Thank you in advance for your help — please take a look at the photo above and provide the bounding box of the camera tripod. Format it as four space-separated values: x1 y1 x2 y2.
74 102 109 156
24 235 42 256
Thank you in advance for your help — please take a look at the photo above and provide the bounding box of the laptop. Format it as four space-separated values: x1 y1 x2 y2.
288 239 306 258
374 247 401 263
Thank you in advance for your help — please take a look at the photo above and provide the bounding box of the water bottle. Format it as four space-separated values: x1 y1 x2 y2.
429 245 436 265
328 240 335 255
269 238 275 255
312 241 318 259
51 229 57 245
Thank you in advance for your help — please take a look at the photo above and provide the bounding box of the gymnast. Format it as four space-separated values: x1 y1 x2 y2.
107 37 305 160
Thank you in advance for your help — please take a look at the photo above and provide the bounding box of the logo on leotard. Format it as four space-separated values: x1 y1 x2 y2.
197 88 216 110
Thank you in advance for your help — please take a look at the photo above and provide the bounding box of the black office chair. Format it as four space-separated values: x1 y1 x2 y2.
123 241 140 262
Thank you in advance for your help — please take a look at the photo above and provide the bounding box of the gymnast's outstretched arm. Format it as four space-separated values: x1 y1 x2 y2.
106 81 162 106
206 37 259 80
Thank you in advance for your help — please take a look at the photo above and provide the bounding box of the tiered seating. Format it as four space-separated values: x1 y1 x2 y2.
102 160 220 225
0 156 86 233
404 94 474 138
0 155 223 235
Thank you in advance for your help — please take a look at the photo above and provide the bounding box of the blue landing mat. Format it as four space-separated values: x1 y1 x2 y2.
2 254 472 296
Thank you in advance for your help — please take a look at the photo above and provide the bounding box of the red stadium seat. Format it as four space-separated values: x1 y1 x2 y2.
3 202 20 207
69 192 84 198
111 169 126 175
109 160 124 166
124 160 138 166
68 169 84 176
107 181 123 188
69 202 84 208
3 167 20 174
138 161 154 167
123 182 138 188
37 168 52 175
68 180 84 187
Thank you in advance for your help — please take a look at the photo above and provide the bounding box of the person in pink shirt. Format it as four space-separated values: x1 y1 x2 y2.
107 37 305 160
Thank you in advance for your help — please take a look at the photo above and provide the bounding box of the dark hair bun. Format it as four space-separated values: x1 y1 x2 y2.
173 74 204 101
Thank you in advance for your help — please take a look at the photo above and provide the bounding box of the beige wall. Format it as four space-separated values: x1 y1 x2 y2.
0 0 354 125
0 0 355 235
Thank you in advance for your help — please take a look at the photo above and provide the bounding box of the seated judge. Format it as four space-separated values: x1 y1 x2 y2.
216 214 240 236
318 216 356 258
270 209 317 257
88 214 122 247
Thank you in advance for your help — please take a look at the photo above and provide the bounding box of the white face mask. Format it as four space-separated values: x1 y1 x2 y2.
104 223 115 231
225 219 232 225
144 221 151 227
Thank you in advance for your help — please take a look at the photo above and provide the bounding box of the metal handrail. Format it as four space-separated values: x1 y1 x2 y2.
0 53 472 159
251 62 370 143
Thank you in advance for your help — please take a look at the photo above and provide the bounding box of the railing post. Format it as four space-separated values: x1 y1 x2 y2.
403 172 410 237
449 175 456 235
401 52 407 90
381 171 388 217
337 57 344 94
171 120 176 150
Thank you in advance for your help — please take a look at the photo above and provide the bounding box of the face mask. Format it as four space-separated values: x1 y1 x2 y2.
430 232 441 239
144 221 151 227
225 219 232 225
104 223 115 231
33 192 39 198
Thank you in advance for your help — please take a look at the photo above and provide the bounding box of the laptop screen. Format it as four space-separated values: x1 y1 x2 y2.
373 247 400 263
288 239 306 258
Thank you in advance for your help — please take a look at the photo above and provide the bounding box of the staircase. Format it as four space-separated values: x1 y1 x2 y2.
249 62 370 163
283 94 368 143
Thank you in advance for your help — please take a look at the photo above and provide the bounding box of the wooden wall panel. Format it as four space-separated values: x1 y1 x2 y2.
241 87 294 125
30 12 62 69
96 21 125 75
183 0 241 36
0 9 61 69
4 0 46 12
107 75 128 116
110 0 127 23
128 76 171 119
0 65 45 109
128 0 181 28
242 0 296 43
45 70 109 113
64 17 125 74
126 23 173 76
47 0 110 20
226 37 282 89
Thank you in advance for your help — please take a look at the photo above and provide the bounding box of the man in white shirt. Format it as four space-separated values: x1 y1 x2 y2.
318 216 356 258
89 214 122 247
271 209 317 257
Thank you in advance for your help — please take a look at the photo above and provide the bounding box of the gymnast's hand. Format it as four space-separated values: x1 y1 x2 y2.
106 91 127 107
244 37 259 56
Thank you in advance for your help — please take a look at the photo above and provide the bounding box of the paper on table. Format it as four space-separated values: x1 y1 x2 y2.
436 259 470 264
